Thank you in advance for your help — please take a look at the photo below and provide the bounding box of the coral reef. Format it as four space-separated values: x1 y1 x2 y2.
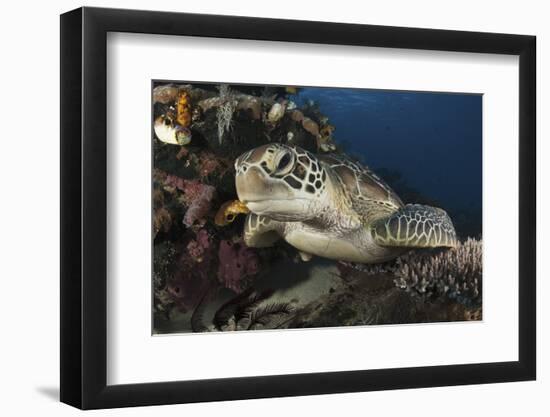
215 84 236 143
152 188 172 238
182 184 216 227
153 241 178 315
154 82 334 154
186 229 211 261
282 265 481 328
176 90 192 127
154 114 192 145
151 80 482 333
153 84 179 104
196 151 227 179
152 85 201 145
216 101 236 144
301 116 320 138
267 101 287 124
165 270 211 313
345 238 482 306
158 171 217 227
394 238 482 305
163 229 216 312
217 240 260 293
289 109 304 123
152 81 340 330
193 288 295 332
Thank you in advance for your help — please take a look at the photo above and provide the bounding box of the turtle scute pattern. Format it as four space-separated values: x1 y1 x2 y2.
318 153 404 221
236 145 328 198
288 148 327 196
371 204 458 248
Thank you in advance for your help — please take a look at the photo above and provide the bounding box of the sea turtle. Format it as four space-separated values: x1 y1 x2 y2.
234 144 457 264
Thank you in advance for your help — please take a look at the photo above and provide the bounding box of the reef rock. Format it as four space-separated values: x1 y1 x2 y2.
217 240 260 293
267 101 286 124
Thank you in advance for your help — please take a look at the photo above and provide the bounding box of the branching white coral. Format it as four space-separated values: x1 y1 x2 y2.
347 238 482 304
216 101 235 144
394 238 482 303
215 84 236 144
217 83 231 98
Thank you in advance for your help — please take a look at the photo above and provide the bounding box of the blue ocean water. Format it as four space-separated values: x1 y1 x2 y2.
293 88 482 236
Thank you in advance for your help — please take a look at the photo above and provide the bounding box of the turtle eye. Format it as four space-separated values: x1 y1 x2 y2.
274 151 294 176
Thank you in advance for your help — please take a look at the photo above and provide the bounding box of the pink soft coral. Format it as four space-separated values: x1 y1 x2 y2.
167 229 214 311
163 174 216 226
197 152 223 178
186 229 211 261
183 185 215 226
217 240 260 293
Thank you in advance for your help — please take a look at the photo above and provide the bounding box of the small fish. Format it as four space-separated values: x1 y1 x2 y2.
154 115 192 146
215 200 250 226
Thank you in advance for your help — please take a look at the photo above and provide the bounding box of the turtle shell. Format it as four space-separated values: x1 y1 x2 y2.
319 154 403 222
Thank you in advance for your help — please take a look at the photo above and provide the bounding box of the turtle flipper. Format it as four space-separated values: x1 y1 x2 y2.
371 204 458 248
243 213 283 248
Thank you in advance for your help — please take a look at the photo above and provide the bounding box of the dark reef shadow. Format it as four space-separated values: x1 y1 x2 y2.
254 257 335 292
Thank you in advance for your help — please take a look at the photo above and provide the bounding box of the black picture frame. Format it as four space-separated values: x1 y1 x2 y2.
60 6 536 410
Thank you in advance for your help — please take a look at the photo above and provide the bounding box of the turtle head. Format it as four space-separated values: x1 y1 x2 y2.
235 144 329 221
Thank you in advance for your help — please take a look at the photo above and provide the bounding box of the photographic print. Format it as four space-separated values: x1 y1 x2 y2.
152 81 482 334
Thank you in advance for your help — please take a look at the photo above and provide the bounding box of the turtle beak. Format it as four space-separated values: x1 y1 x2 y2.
236 166 267 203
